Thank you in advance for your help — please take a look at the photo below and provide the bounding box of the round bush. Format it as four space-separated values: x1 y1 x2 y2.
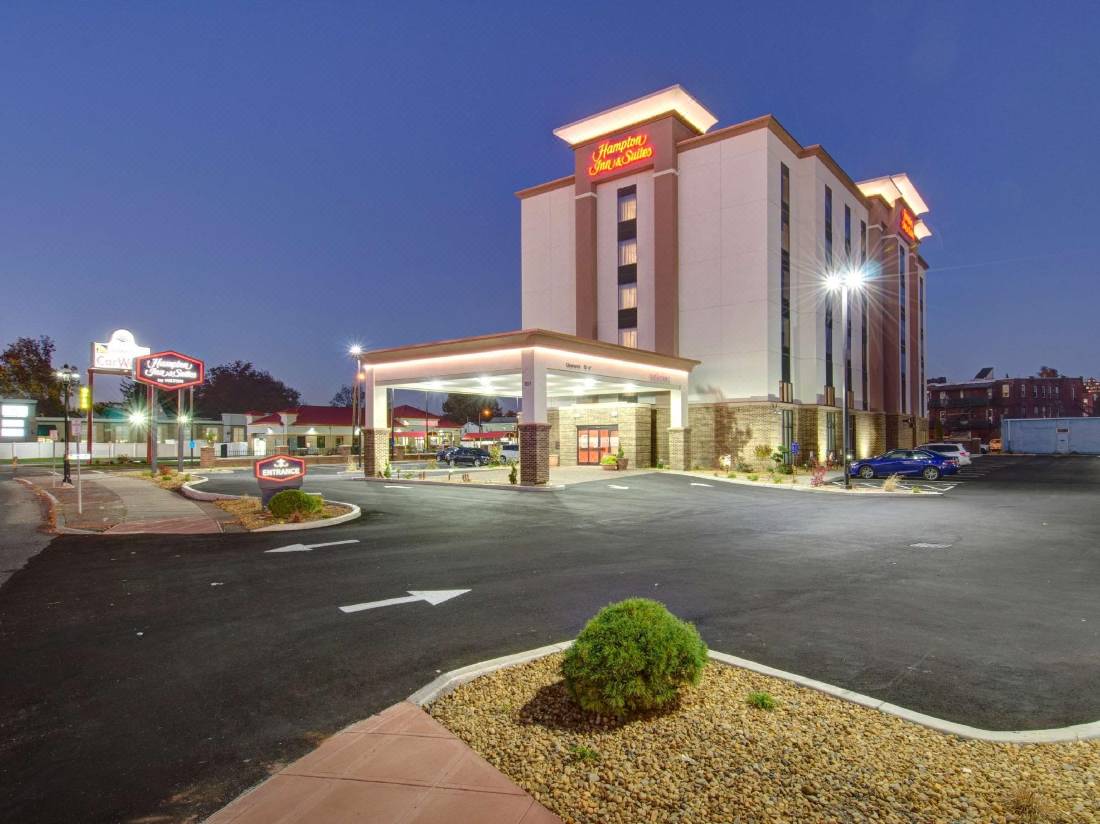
267 489 323 518
561 598 707 718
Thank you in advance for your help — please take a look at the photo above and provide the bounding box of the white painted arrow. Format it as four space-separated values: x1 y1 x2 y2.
608 484 630 490
339 589 470 614
690 482 713 488
265 539 360 554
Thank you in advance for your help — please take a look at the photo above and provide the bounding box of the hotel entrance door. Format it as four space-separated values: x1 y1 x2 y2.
577 426 619 465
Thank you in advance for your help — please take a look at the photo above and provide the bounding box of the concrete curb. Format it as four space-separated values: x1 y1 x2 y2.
666 470 945 496
410 642 1100 744
181 477 363 532
359 476 566 492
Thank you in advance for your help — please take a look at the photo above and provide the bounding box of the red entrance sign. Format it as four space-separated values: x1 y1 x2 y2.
587 132 654 178
899 206 917 243
133 350 205 391
254 454 307 483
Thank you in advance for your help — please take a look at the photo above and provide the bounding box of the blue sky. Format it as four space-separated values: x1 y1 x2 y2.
2 1 1098 404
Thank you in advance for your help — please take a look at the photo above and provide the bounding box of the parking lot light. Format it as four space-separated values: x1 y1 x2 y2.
825 265 868 489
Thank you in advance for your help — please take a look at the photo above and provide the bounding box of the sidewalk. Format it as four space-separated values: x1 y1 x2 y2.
23 471 224 534
207 702 561 824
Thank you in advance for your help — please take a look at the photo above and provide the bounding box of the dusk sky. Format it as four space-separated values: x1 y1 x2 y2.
2 2 1098 406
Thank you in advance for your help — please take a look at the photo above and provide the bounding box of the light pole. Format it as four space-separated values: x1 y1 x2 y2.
348 345 363 469
825 266 866 490
55 364 79 485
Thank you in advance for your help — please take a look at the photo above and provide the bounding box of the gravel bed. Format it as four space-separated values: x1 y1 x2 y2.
429 654 1098 823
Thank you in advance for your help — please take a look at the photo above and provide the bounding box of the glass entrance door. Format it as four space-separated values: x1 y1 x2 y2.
577 426 619 465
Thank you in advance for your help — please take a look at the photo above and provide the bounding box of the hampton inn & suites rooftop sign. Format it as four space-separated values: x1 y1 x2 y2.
133 351 205 392
587 131 653 178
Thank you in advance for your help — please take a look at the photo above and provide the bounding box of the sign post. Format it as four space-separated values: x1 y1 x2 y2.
133 350 204 476
72 420 84 514
254 454 307 508
89 329 151 455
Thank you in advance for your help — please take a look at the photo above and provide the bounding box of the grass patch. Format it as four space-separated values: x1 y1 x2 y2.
746 690 777 710
214 496 350 530
567 743 600 763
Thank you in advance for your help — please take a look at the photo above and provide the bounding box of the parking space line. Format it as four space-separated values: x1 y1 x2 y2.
383 484 413 489
690 482 713 488
608 484 630 490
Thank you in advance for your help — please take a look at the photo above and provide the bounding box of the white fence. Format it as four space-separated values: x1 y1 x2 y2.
1 441 241 462
1002 417 1100 454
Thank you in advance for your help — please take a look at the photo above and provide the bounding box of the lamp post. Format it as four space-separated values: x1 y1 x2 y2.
825 266 866 490
55 364 79 485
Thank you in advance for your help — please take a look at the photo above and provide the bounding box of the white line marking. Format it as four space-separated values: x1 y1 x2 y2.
910 542 952 549
384 484 413 489
608 484 630 490
266 539 360 554
339 589 470 614
690 482 713 488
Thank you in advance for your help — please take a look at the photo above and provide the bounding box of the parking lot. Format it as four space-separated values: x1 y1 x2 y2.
1 455 1098 822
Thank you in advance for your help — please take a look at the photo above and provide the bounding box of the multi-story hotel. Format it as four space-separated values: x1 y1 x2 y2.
518 85 932 466
357 85 935 482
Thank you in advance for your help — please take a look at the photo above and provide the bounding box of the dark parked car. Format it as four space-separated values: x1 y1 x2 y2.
445 447 491 467
436 446 459 463
848 449 958 481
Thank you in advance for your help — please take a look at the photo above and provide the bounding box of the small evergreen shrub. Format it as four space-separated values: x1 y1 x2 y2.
600 454 618 466
268 489 323 518
747 473 759 482
509 463 518 485
562 598 707 718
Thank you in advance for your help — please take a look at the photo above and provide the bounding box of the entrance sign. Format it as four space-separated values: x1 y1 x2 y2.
92 329 150 373
134 351 205 391
254 454 306 505
587 132 653 178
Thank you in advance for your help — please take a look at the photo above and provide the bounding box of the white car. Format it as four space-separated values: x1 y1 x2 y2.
918 442 972 466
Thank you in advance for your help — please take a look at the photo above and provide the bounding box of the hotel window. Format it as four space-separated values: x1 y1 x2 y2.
1002 383 1010 398
987 387 993 399
781 409 794 463
825 411 839 458
899 244 907 411
860 220 868 409
1020 384 1026 398
824 186 834 391
918 273 925 416
824 186 833 265
780 163 791 385
844 205 852 258
617 186 638 342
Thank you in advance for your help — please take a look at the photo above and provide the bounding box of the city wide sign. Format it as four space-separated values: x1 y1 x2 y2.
91 329 151 373
253 454 307 484
133 351 205 391
586 131 654 178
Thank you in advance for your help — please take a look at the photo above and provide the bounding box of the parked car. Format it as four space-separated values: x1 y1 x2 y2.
501 444 519 463
446 447 491 467
849 449 959 481
918 442 972 466
436 446 459 463
989 437 1002 453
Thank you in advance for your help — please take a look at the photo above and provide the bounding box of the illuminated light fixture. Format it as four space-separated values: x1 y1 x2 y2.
427 380 444 390
478 376 493 389
824 265 867 292
582 378 596 388
914 219 933 240
348 344 363 358
177 414 190 424
306 427 317 435
128 411 148 426
623 383 638 392
1 404 29 418
856 173 929 216
553 85 718 147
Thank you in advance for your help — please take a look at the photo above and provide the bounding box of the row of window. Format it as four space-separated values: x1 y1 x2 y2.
939 383 1075 401
617 185 638 349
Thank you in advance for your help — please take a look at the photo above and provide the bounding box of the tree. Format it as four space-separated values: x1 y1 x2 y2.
0 336 64 415
1038 366 1060 378
194 361 301 416
441 394 502 425
330 384 363 407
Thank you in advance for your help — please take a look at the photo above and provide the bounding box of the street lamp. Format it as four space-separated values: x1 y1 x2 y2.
825 265 867 489
348 345 363 469
55 364 79 485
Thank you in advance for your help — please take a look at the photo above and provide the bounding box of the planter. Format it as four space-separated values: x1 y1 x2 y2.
601 461 619 471
618 457 630 471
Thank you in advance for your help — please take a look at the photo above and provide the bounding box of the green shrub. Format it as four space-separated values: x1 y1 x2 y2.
567 743 600 763
726 472 737 479
268 489 323 518
600 454 618 466
508 463 518 485
561 598 708 718
746 690 777 710
753 444 773 461
747 473 759 481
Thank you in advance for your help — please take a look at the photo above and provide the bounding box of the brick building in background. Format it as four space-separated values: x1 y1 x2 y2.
927 367 1095 442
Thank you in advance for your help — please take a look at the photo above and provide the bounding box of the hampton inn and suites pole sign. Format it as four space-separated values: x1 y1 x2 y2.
133 351 205 391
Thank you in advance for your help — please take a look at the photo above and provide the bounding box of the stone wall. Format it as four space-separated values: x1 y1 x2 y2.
653 406 670 467
855 411 886 457
668 427 691 471
363 428 390 477
689 402 784 470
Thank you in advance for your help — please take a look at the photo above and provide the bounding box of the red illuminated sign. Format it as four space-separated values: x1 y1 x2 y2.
587 132 654 178
133 350 205 391
899 206 917 243
254 454 307 484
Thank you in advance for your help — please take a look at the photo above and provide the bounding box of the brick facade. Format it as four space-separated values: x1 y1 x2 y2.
668 427 691 471
363 428 390 477
518 423 551 485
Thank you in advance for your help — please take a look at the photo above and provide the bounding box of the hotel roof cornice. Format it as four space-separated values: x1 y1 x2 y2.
551 85 718 147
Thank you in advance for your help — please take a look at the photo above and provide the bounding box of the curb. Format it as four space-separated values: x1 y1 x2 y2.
666 470 945 496
359 476 566 492
182 477 363 532
410 642 1100 744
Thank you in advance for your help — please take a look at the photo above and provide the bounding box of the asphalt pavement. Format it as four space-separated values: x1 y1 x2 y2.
0 455 1097 823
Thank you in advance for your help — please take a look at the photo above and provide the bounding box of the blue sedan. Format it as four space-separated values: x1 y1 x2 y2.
849 449 959 481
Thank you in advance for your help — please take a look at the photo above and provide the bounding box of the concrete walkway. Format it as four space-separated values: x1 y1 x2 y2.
207 701 561 824
23 470 222 533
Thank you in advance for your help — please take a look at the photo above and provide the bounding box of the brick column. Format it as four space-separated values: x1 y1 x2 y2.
519 423 551 485
668 427 692 471
363 428 390 477
200 446 216 468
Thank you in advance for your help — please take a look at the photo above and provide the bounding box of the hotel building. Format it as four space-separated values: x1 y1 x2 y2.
518 86 933 467
357 85 935 483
